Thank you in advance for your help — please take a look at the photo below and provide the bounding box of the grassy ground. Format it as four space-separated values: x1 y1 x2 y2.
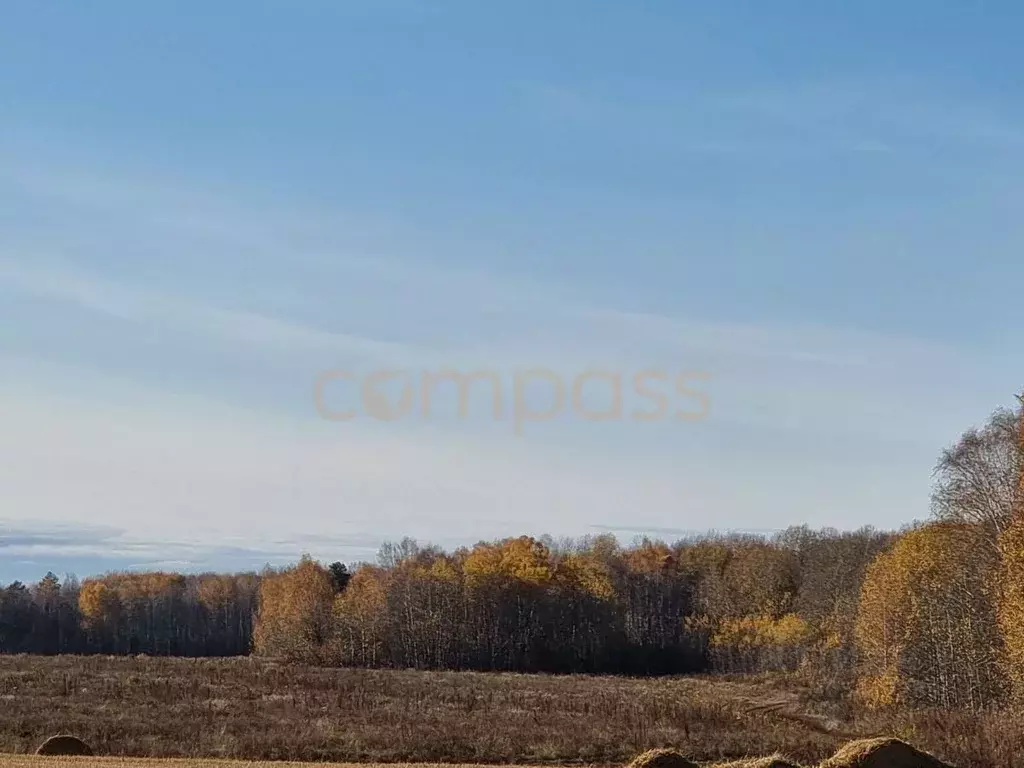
2 761 508 768
0 656 1018 766
0 655 844 765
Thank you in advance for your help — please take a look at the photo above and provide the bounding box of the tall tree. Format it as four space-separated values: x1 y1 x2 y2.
856 522 1003 711
932 406 1020 549
253 556 336 663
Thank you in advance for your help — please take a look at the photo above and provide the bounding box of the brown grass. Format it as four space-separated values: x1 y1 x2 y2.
0 656 1014 766
0 749 950 768
0 655 847 764
0 761 524 768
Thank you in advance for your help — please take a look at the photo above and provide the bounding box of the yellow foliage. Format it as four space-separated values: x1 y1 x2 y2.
625 539 675 574
335 565 388 619
817 614 843 651
558 552 615 601
78 580 119 628
855 522 1002 709
429 556 459 582
331 564 389 665
463 536 553 586
997 515 1024 699
711 613 812 649
197 574 235 611
462 542 504 585
498 536 553 585
253 556 336 663
854 667 901 709
995 396 1024 700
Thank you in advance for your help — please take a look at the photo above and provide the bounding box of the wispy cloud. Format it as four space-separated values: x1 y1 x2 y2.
520 77 1024 158
1 157 1016 567
0 520 387 582
0 230 999 454
719 78 1024 157
0 259 414 361
0 522 125 552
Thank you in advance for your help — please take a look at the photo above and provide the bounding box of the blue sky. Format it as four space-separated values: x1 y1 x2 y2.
2 2 1024 582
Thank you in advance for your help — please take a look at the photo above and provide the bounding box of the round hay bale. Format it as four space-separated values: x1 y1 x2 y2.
35 734 94 756
820 738 953 768
628 748 699 768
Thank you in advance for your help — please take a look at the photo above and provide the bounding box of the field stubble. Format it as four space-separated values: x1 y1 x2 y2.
0 656 1019 766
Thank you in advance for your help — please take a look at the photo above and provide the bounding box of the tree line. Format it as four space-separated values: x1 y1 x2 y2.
0 528 890 676
3 394 1024 712
0 571 259 657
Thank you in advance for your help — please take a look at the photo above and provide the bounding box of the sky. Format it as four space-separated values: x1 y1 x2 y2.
3 1 1024 582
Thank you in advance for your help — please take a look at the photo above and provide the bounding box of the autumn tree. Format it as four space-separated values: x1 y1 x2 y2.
855 522 1003 710
332 564 389 666
777 525 893 672
996 394 1024 700
932 406 1020 550
78 579 122 653
254 556 336 663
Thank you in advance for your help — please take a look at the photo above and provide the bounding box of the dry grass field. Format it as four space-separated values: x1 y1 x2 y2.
0 762 508 768
0 743 958 768
0 656 1019 766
